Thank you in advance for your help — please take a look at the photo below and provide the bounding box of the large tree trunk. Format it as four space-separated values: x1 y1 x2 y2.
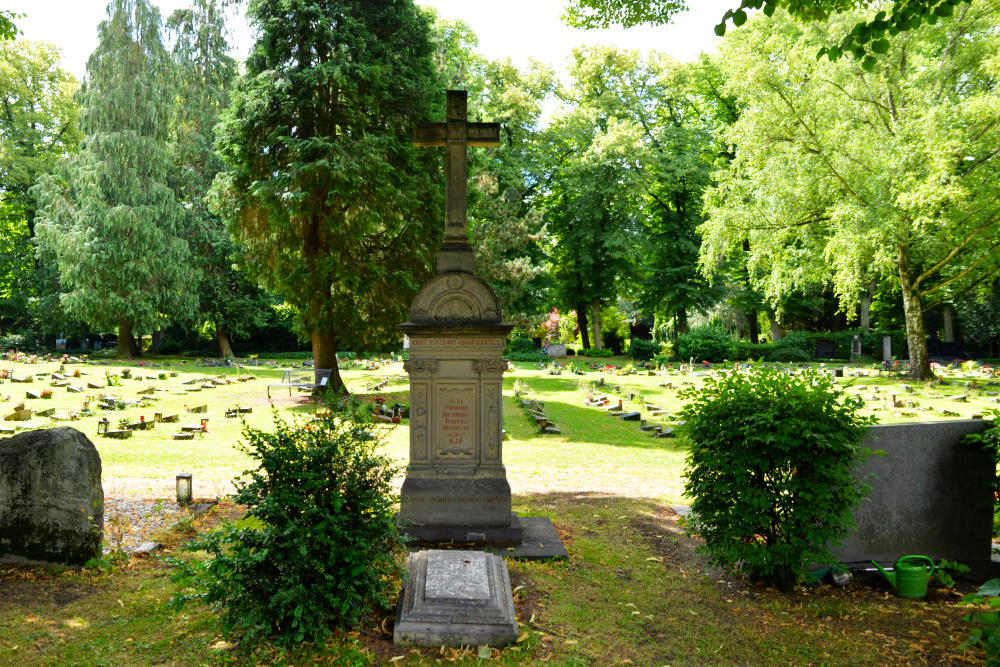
117 319 133 360
768 308 782 342
216 325 235 359
897 245 933 380
129 334 141 357
859 284 873 332
577 305 590 349
591 298 603 350
747 308 760 345
312 330 347 395
942 304 955 343
676 307 689 336
150 328 164 353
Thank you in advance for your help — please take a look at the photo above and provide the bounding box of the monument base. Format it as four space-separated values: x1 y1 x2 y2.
394 549 518 648
398 512 524 545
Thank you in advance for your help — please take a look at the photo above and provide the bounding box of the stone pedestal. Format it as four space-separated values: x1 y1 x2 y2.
394 549 518 647
398 271 520 544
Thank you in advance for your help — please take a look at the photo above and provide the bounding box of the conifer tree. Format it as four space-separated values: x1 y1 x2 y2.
168 0 268 358
212 0 441 391
33 0 195 358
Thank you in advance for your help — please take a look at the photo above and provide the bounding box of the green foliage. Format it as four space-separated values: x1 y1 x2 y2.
0 11 21 41
679 367 876 588
579 347 614 358
212 0 441 375
934 559 970 589
171 401 403 648
961 577 1000 663
506 336 537 355
628 338 660 361
701 4 1000 380
33 0 195 356
675 325 732 362
507 350 551 362
562 0 973 64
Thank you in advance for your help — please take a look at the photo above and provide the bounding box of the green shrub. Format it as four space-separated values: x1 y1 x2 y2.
602 329 626 355
675 325 732 362
628 338 660 361
170 400 403 648
579 347 614 358
679 367 876 589
506 350 550 362
506 336 536 355
652 353 672 367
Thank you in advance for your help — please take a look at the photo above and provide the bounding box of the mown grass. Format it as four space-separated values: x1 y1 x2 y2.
0 353 994 664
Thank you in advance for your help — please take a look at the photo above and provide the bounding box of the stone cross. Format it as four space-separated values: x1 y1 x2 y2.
414 90 500 272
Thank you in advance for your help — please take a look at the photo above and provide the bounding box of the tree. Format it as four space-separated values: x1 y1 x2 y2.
0 11 21 41
211 0 441 393
0 40 81 331
562 0 973 62
427 13 555 329
541 48 650 348
33 0 196 358
168 0 269 358
699 2 1000 379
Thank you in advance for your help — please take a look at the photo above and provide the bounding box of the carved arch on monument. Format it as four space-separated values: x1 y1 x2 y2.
407 272 502 324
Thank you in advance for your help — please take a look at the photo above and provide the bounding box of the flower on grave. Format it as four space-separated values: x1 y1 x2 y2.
373 396 385 404
40 389 52 398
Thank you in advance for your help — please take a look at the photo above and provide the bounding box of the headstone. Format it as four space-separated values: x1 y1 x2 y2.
394 549 517 647
850 334 862 360
814 341 835 359
545 343 567 358
0 427 103 564
882 335 892 362
831 420 993 577
55 338 66 351
397 90 529 547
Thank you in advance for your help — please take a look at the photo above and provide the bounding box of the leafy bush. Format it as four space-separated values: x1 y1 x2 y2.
961 577 1000 663
652 353 672 367
679 367 876 589
506 336 536 355
579 347 614 358
602 329 626 355
506 350 550 362
675 325 732 362
628 338 660 361
170 401 403 648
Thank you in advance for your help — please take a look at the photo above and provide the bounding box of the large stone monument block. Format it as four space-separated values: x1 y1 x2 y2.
0 427 103 564
399 272 519 542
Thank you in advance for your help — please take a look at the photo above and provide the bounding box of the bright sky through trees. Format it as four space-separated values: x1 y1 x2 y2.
7 0 730 80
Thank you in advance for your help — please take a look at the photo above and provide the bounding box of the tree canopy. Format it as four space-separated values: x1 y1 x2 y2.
33 0 196 358
211 0 442 391
699 1 1000 378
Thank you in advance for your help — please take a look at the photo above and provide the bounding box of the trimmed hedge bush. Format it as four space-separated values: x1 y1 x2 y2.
675 325 733 362
628 338 660 361
679 367 876 589
579 347 614 358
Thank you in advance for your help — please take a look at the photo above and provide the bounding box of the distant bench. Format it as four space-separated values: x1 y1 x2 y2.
267 369 333 398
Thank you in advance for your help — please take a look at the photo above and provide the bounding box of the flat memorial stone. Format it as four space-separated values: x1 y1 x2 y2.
394 549 517 648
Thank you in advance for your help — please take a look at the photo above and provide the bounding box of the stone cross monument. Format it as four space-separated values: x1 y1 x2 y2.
397 90 521 544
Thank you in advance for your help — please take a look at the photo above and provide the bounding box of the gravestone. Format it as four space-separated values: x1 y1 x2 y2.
0 427 103 564
399 90 520 544
545 342 567 358
882 335 892 362
814 340 835 359
832 420 993 577
850 334 862 361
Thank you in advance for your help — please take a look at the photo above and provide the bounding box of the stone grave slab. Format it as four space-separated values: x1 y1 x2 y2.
394 549 517 648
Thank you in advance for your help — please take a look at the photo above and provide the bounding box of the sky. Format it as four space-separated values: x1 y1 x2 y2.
7 0 730 81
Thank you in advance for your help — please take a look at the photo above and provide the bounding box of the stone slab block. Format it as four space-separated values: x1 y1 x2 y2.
511 516 568 561
832 420 993 577
394 549 517 648
399 512 524 545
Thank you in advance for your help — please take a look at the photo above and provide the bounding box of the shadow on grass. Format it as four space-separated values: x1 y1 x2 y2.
505 395 688 452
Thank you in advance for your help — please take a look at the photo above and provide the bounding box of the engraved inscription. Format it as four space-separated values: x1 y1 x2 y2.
409 337 505 347
404 496 506 513
473 359 508 376
436 385 476 460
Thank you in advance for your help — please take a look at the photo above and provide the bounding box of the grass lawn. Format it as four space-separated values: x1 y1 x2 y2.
0 352 995 664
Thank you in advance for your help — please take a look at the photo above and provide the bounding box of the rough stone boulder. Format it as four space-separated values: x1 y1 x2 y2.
0 427 103 564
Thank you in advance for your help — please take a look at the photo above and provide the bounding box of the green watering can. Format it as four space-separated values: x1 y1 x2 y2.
872 555 935 599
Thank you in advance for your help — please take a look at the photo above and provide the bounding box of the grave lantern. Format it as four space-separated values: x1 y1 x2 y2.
97 418 109 435
176 473 193 505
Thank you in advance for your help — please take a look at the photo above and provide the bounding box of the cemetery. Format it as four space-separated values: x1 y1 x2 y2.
3 0 1000 664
